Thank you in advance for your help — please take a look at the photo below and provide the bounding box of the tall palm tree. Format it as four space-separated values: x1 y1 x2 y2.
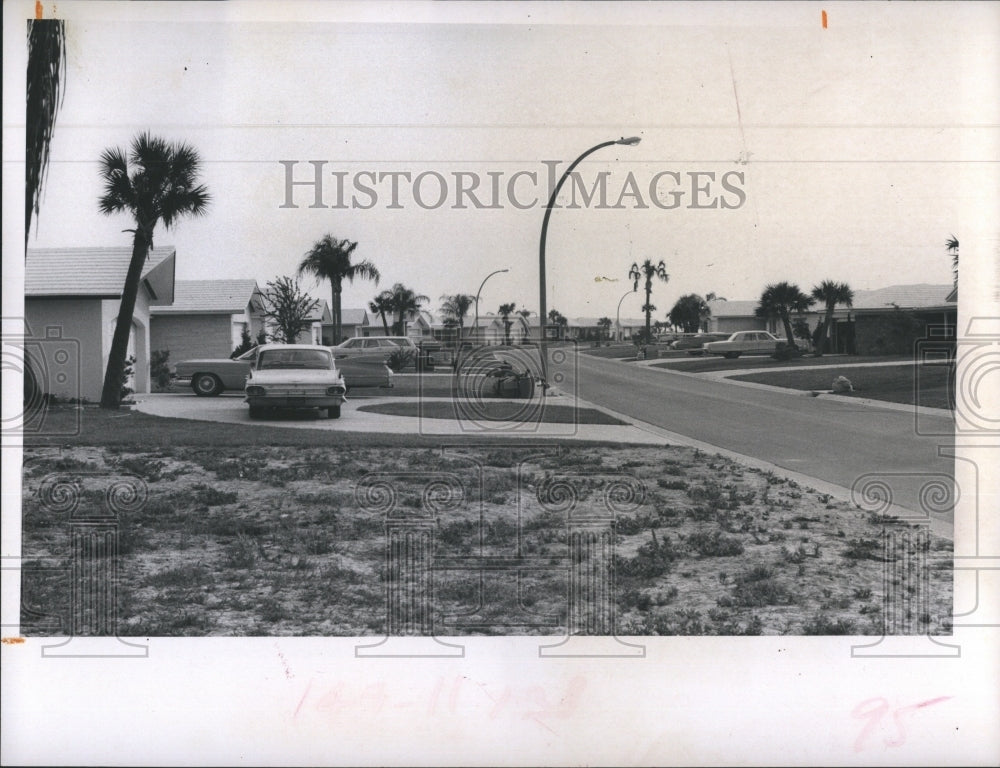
97 133 210 408
946 236 959 290
26 18 67 248
630 259 669 341
369 290 394 334
810 280 854 356
754 282 815 348
298 235 380 346
388 283 429 335
439 293 475 340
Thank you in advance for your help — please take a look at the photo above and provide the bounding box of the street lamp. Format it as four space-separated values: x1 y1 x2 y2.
472 268 509 345
538 136 641 378
615 287 636 342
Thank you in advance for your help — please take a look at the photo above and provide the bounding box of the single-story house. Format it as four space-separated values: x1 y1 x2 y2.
705 284 955 354
324 308 371 343
150 279 265 363
294 300 331 345
25 246 176 401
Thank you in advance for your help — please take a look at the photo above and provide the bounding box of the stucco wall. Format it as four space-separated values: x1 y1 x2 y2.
24 298 104 402
150 314 234 363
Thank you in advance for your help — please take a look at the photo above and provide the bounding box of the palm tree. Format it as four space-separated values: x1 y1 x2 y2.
669 294 710 333
629 259 669 342
497 302 518 345
754 282 815 348
97 133 210 408
440 293 475 340
597 317 613 340
369 290 394 334
810 280 854 356
946 236 959 290
388 283 429 335
298 235 380 346
26 19 67 248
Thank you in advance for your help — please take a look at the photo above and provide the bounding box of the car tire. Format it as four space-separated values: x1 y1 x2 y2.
192 373 223 396
248 405 265 419
326 405 341 419
724 352 740 359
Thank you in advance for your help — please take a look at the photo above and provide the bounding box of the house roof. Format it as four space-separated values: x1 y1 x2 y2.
706 285 954 317
25 246 176 300
340 308 369 325
303 299 331 323
149 279 260 315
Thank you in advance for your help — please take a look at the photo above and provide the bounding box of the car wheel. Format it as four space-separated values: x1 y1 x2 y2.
724 352 740 359
326 405 341 419
192 373 222 396
248 405 265 419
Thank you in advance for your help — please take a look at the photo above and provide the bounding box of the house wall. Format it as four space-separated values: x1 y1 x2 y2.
710 316 766 334
102 297 150 395
150 314 233 364
24 298 104 402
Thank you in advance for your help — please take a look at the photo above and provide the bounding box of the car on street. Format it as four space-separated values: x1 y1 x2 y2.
244 344 347 419
702 330 783 358
173 345 391 395
671 332 731 354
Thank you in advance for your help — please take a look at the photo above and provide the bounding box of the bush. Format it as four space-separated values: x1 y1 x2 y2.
231 326 255 358
387 348 415 372
120 355 136 399
151 350 171 391
686 530 745 557
730 564 794 606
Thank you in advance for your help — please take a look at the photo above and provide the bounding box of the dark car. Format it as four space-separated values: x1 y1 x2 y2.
671 333 731 354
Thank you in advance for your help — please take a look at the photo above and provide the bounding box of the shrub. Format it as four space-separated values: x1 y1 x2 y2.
120 355 136 399
617 530 676 579
151 350 172 391
231 326 255 358
802 614 857 635
843 537 883 560
686 530 745 557
387 347 415 372
730 564 793 607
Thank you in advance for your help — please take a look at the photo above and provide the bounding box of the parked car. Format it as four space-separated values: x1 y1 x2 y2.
173 345 391 396
331 335 438 371
703 330 783 358
244 344 347 419
671 332 731 354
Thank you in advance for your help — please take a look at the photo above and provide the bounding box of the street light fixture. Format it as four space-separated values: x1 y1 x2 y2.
538 136 641 379
472 267 509 345
616 287 636 342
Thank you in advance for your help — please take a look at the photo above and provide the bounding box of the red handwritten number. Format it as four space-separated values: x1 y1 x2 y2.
853 697 890 753
853 696 952 752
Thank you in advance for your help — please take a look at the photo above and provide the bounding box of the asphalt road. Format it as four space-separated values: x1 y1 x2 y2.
558 352 956 522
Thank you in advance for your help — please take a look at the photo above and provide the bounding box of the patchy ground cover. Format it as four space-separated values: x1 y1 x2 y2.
649 354 915 375
356 401 627 425
20 444 951 637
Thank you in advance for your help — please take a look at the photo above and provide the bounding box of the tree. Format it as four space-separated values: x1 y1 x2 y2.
260 276 320 344
97 133 210 408
388 283 429 335
946 236 959 290
754 282 815 348
369 290 394 334
705 292 727 302
298 235 379 346
597 317 613 340
669 294 710 333
810 280 854 356
231 325 255 358
498 302 517 345
440 293 475 339
629 260 670 342
26 19 67 248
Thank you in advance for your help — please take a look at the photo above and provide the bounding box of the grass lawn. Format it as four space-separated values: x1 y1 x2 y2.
650 353 915 375
730 363 952 410
357 400 627 425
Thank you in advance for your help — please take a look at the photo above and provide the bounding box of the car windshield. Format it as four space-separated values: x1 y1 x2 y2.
257 349 333 369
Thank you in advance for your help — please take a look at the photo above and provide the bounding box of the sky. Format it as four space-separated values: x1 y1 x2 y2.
6 1 999 321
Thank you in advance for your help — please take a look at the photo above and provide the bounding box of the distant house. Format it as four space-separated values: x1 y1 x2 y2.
705 284 955 354
150 279 265 363
611 317 647 341
294 300 331 345
324 308 370 343
25 246 176 401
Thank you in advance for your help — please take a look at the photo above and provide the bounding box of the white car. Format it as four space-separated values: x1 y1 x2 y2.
244 344 347 419
703 330 783 358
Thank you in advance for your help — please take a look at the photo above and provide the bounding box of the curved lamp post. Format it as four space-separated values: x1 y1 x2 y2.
615 287 636 342
538 136 641 379
472 267 509 345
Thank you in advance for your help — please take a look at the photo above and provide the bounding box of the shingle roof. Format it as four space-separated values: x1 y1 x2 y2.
339 308 369 325
150 279 259 314
850 284 953 310
303 299 331 322
706 300 759 318
25 246 175 297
